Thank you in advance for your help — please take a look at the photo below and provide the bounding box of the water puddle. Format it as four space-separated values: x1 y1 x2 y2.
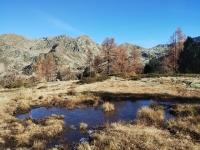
18 100 175 145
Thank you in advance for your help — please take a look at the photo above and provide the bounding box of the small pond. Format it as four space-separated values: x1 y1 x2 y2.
18 100 175 145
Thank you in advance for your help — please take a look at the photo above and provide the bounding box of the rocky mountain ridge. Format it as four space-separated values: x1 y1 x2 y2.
0 34 198 75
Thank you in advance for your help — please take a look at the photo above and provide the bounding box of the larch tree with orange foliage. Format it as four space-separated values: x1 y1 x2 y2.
129 45 141 74
43 53 57 81
102 37 117 75
113 46 129 73
34 55 45 82
93 54 103 75
34 53 57 82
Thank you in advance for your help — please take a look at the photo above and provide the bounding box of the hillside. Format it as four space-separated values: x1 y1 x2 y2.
1 34 198 76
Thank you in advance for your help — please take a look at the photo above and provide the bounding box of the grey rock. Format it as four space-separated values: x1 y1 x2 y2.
0 33 199 76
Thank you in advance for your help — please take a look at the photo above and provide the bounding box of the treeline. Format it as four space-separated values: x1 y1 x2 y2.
84 37 143 77
31 37 143 82
144 27 200 74
19 27 200 83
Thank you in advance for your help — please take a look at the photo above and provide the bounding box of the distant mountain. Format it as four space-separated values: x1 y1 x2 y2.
0 34 101 75
1 33 198 76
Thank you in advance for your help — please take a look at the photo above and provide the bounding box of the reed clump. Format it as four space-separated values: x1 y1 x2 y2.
102 102 115 112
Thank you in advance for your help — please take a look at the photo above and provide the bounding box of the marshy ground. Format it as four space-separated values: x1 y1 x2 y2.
0 77 200 149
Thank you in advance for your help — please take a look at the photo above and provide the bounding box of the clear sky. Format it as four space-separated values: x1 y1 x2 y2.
1 0 200 48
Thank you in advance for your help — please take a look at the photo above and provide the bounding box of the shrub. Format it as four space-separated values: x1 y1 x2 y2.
79 77 97 84
79 75 110 84
4 82 36 88
102 102 115 112
96 75 111 82
130 75 141 81
136 106 165 126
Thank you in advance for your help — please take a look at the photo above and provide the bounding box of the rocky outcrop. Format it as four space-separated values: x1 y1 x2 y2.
0 33 199 76
0 34 101 75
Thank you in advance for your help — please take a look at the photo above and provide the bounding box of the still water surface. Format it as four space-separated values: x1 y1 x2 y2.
18 100 175 144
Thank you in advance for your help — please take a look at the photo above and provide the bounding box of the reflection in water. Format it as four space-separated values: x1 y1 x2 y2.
18 100 175 144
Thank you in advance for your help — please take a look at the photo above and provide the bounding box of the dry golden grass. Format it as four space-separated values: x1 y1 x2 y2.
150 101 164 111
92 121 200 150
136 106 165 126
102 102 115 112
32 140 46 150
15 133 30 146
167 116 200 141
0 78 200 149
77 142 91 150
12 122 25 134
169 104 200 117
80 122 88 130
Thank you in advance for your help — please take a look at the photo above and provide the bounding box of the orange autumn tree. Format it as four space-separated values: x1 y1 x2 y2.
113 46 129 73
129 45 142 74
93 54 103 76
102 37 117 75
34 53 57 82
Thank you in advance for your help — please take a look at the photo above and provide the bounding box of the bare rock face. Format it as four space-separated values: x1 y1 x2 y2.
0 34 101 75
120 43 150 65
1 33 198 76
120 43 169 65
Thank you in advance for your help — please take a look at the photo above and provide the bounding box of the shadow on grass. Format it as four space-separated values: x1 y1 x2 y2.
90 91 200 102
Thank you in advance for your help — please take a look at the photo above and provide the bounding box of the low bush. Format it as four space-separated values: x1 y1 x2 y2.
130 75 141 81
79 75 110 84
111 73 127 79
4 82 36 88
96 75 111 82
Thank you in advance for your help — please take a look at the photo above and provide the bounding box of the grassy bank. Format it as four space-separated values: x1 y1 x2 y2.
0 77 200 149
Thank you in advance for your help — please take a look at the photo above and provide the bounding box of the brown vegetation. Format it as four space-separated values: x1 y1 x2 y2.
92 120 200 150
102 102 115 112
0 77 200 149
79 122 88 130
34 53 57 82
136 106 164 126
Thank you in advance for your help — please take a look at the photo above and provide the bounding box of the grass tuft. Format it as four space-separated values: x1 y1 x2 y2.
136 106 165 126
80 122 88 130
32 140 46 150
77 142 91 150
102 102 115 112
15 133 30 146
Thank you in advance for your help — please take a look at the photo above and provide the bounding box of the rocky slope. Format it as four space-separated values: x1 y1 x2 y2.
0 34 101 75
0 34 198 76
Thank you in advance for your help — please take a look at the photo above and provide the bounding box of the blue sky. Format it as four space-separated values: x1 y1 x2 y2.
1 0 200 48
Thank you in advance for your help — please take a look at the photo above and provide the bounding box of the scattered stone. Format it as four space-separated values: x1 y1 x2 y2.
80 137 89 144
